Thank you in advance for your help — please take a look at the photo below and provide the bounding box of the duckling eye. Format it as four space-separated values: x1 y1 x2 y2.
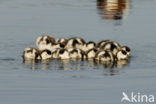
104 52 110 57
93 49 97 53
122 50 127 55
46 50 52 55
59 49 65 54
46 39 50 44
126 47 130 52
60 44 65 48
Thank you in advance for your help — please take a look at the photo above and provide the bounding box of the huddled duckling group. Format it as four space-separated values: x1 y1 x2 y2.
22 35 131 64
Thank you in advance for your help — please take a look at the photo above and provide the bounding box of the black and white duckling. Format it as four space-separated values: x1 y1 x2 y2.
65 37 86 50
116 50 129 60
100 41 121 56
86 48 98 59
35 35 56 51
84 41 96 52
121 46 131 57
95 50 114 62
58 49 70 59
40 49 53 60
68 48 86 59
22 47 41 60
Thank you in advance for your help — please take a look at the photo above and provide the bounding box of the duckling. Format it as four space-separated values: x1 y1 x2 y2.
58 49 70 59
22 47 41 60
84 41 96 52
95 50 114 62
116 50 129 60
86 48 98 59
65 37 86 50
40 49 53 60
35 35 56 51
121 46 131 57
68 48 86 59
100 41 121 56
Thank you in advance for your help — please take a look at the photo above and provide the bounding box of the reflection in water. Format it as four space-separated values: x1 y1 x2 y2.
97 0 130 25
23 60 41 70
23 58 130 75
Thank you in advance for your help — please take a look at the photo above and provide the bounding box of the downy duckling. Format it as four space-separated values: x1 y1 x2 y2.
58 49 70 60
100 41 121 56
65 37 86 50
40 49 53 60
121 46 131 57
22 47 41 60
86 48 98 59
68 48 86 59
95 50 114 62
84 41 96 52
35 35 56 51
116 50 129 60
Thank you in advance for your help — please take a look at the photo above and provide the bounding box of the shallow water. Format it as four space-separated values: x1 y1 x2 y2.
0 0 156 104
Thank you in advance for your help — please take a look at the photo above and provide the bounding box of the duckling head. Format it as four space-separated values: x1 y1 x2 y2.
69 48 79 59
68 48 85 59
121 46 131 57
36 35 55 51
87 48 98 59
65 38 78 49
85 41 96 52
36 35 55 45
22 47 41 60
116 50 129 60
58 49 70 59
40 49 53 60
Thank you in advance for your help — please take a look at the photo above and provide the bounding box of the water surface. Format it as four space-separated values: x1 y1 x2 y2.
0 0 156 104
